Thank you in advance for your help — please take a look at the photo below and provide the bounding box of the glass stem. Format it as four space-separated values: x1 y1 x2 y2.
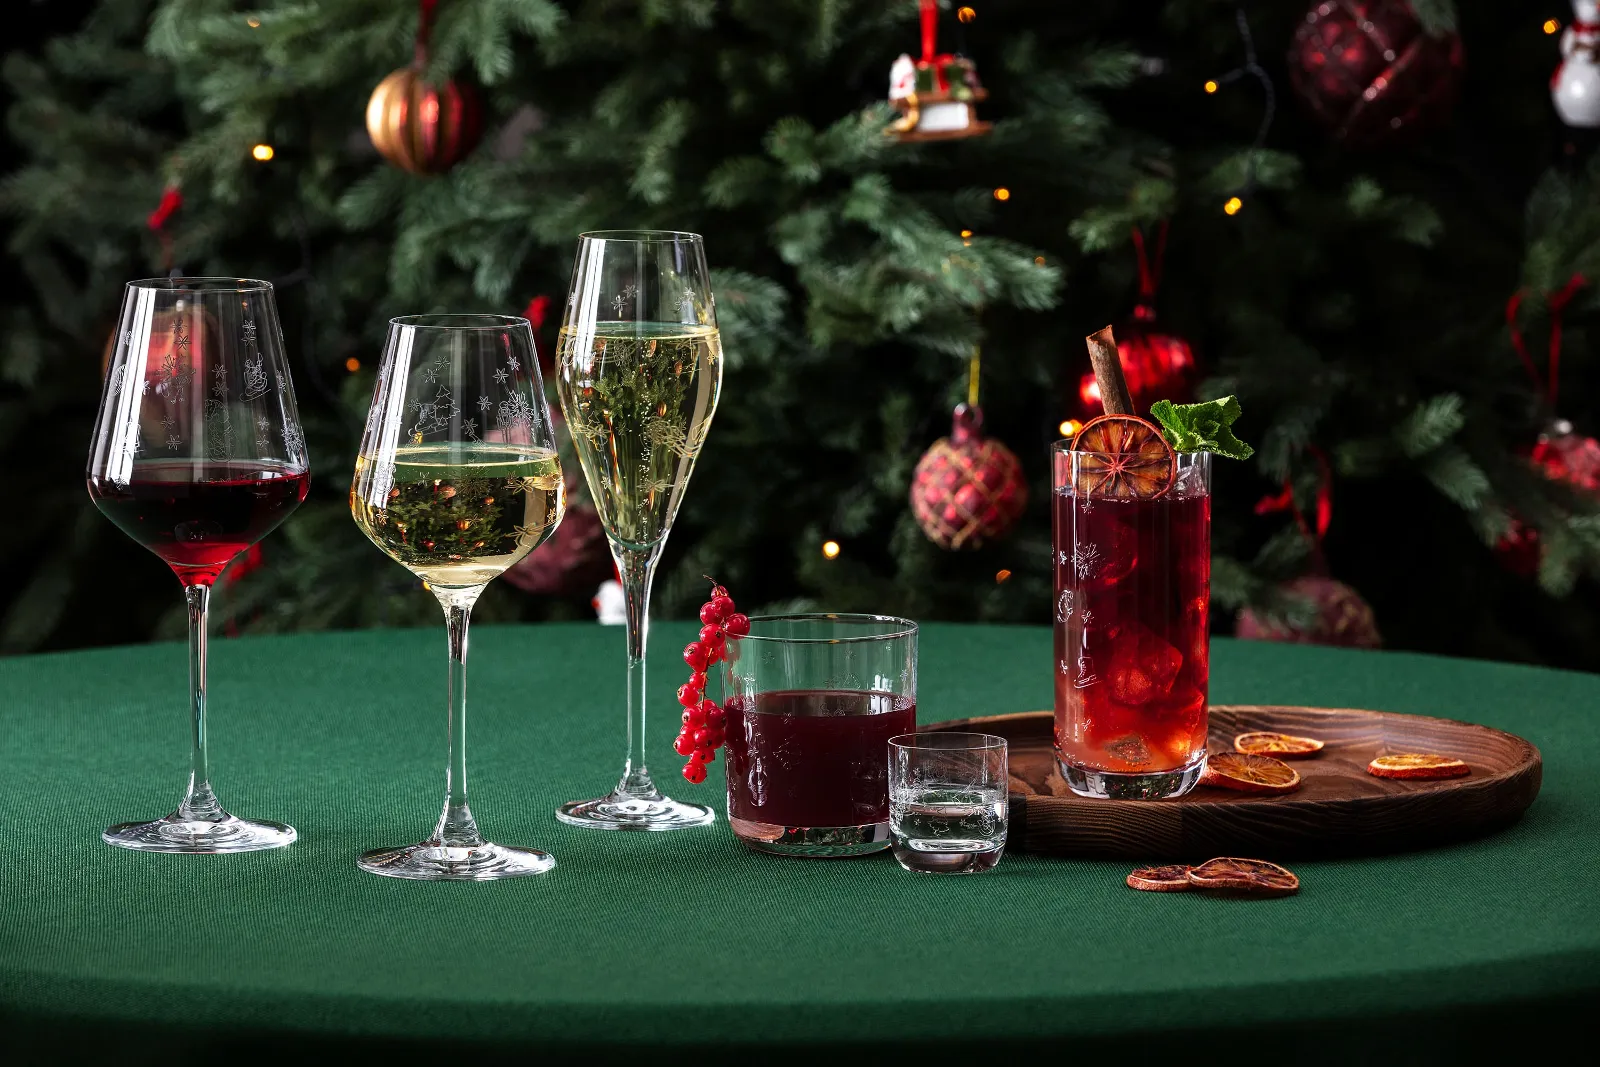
616 545 661 796
432 588 485 847
177 583 224 823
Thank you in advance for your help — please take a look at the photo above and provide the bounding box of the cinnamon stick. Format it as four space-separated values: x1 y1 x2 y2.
1086 325 1134 416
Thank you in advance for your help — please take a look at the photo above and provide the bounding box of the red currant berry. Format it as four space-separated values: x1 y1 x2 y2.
683 642 710 671
706 706 726 729
703 643 723 666
698 698 719 719
684 704 708 728
699 623 725 645
682 760 707 784
696 746 716 763
724 612 750 638
693 727 714 747
673 732 697 757
689 670 708 691
699 602 722 625
709 583 729 600
677 683 702 708
710 595 735 621
705 728 725 749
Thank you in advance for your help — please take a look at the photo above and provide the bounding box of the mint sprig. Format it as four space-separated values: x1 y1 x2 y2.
1149 396 1254 460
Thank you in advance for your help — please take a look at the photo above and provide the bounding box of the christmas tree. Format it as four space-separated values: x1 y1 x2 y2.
5 0 1600 668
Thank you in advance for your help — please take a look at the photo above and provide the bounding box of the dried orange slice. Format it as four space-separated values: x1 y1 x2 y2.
1069 414 1176 500
1187 857 1299 896
1234 731 1325 758
1198 752 1301 794
1368 754 1470 780
1126 864 1193 892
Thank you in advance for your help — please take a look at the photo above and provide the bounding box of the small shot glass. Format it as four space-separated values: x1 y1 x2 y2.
887 732 1008 874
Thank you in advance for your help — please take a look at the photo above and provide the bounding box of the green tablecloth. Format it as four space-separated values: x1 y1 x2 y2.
2 623 1597 1063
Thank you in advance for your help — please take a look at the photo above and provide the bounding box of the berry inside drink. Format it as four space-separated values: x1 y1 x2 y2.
723 689 915 832
1053 454 1210 796
88 460 309 585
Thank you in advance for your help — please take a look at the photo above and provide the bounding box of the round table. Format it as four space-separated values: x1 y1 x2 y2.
3 623 1596 1063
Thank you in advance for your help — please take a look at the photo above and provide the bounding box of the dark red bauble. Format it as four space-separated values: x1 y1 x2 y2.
1494 518 1542 579
1288 0 1463 149
1494 422 1600 576
910 404 1028 550
1078 309 1196 417
1235 576 1381 649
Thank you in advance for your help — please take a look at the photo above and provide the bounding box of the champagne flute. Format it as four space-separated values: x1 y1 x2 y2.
350 314 564 879
554 230 722 830
86 278 309 852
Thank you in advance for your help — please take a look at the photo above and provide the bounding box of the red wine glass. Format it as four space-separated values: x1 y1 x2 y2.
86 278 309 853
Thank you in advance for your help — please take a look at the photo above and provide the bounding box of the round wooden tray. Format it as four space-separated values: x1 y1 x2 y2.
924 706 1543 859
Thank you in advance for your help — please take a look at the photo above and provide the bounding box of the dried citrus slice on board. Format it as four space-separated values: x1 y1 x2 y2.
1198 752 1302 794
1368 754 1470 780
1069 415 1176 500
1234 731 1325 758
1187 857 1300 896
1126 865 1193 892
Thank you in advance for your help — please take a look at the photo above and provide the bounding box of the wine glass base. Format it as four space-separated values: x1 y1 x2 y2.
556 792 715 831
102 812 296 854
357 841 556 881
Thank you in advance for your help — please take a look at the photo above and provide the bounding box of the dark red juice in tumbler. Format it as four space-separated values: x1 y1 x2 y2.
1053 490 1210 773
724 689 916 829
88 460 309 585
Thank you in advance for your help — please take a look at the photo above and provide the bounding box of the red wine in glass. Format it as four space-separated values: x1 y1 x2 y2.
723 689 917 831
88 460 309 585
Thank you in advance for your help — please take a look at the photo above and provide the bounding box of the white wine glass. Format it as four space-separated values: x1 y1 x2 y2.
350 314 565 879
554 230 722 830
87 278 309 853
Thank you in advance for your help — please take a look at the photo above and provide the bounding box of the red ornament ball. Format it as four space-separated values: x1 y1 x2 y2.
1531 422 1600 493
1288 0 1463 149
1078 308 1196 417
1235 576 1381 649
910 404 1028 550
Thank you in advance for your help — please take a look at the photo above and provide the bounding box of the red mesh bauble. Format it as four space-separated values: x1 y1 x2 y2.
1236 576 1382 649
910 404 1027 550
1494 420 1600 575
1077 307 1197 417
1288 0 1464 149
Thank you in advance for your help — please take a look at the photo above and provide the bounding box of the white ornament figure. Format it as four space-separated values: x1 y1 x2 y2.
1554 2 1600 127
888 54 916 100
592 579 626 625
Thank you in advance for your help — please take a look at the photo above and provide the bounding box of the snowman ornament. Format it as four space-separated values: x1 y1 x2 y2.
1554 1 1600 127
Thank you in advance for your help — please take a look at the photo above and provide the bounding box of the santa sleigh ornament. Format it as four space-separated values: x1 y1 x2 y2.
888 0 992 142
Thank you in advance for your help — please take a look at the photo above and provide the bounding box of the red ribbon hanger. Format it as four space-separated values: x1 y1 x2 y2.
918 0 955 91
1129 221 1169 320
1255 446 1333 565
1507 272 1587 409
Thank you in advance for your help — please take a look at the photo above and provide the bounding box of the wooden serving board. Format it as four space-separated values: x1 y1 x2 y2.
924 706 1542 859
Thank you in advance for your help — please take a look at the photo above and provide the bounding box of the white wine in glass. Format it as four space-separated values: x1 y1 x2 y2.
555 231 723 831
350 314 565 879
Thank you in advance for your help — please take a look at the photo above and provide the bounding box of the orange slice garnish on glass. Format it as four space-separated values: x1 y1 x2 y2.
1367 754 1469 780
1234 731 1325 758
1069 414 1176 500
1126 864 1193 892
1187 857 1300 896
1198 752 1301 794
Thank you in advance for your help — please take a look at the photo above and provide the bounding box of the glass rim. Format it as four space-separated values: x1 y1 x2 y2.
1052 439 1211 462
739 612 918 644
127 276 273 293
388 314 532 331
578 229 703 244
888 731 1007 752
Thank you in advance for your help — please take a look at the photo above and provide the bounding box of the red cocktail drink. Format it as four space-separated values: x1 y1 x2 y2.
1053 447 1211 798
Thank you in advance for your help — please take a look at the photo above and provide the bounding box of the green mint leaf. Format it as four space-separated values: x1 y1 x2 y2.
1150 396 1255 460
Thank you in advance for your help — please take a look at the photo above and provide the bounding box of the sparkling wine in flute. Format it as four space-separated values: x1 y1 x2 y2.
554 229 724 832
352 443 564 587
556 322 720 548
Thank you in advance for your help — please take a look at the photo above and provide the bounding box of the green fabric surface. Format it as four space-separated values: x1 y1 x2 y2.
1 623 1597 1059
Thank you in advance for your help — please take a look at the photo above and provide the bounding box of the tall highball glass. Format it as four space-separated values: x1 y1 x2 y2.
86 278 309 852
554 230 722 830
350 315 565 879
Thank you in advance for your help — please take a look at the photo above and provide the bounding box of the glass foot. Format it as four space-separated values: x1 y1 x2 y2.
1059 751 1207 800
357 841 555 881
556 789 715 831
103 811 296 854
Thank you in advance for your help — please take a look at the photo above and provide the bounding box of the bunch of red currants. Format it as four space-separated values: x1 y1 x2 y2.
674 581 750 783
